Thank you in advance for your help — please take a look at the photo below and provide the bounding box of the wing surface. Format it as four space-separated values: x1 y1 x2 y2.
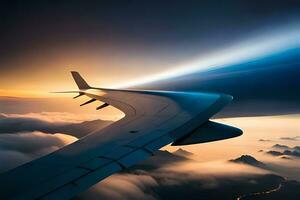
0 72 235 200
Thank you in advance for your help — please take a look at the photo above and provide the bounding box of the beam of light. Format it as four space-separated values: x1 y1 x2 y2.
113 24 300 88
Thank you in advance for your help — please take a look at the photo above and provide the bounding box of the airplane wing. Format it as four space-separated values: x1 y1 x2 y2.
0 72 242 200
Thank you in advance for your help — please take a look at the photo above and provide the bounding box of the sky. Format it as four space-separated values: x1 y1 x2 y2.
1 0 300 96
0 2 300 199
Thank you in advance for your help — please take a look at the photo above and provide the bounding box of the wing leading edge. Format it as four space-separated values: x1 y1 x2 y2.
0 72 242 200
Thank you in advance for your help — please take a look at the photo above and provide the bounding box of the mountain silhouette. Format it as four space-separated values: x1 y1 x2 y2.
229 155 266 168
173 148 194 158
128 150 189 171
272 144 289 149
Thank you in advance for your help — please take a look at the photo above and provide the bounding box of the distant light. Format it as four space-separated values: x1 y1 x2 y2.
113 25 300 88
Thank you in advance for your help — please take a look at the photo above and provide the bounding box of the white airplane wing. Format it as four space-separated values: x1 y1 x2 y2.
0 72 242 200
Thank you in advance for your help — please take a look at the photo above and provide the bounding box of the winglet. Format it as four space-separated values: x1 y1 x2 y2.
71 71 91 90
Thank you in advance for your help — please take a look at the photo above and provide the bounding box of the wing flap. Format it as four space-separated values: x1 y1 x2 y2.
41 163 122 200
79 158 112 171
97 145 134 160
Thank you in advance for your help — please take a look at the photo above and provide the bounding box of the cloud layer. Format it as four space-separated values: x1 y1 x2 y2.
0 131 77 172
0 112 90 172
75 150 277 200
280 136 300 141
266 144 300 158
0 112 112 138
0 112 299 199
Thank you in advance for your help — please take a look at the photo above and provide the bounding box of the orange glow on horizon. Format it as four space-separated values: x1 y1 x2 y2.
164 115 300 162
0 89 52 98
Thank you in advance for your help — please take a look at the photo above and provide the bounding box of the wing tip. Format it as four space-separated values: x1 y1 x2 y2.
70 71 91 90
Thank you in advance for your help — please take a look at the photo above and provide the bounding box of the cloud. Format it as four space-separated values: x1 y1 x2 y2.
0 112 112 138
0 131 76 154
0 112 298 199
0 111 117 175
280 136 300 141
76 158 272 200
0 112 111 172
265 144 300 158
282 150 300 157
258 139 271 142
0 150 31 173
0 131 77 173
76 174 158 200
266 150 284 156
272 144 290 150
4 112 102 123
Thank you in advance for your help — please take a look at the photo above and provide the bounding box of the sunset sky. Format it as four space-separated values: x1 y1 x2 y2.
1 1 300 97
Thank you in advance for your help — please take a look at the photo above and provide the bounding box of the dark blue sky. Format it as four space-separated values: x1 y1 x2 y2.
1 0 300 68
